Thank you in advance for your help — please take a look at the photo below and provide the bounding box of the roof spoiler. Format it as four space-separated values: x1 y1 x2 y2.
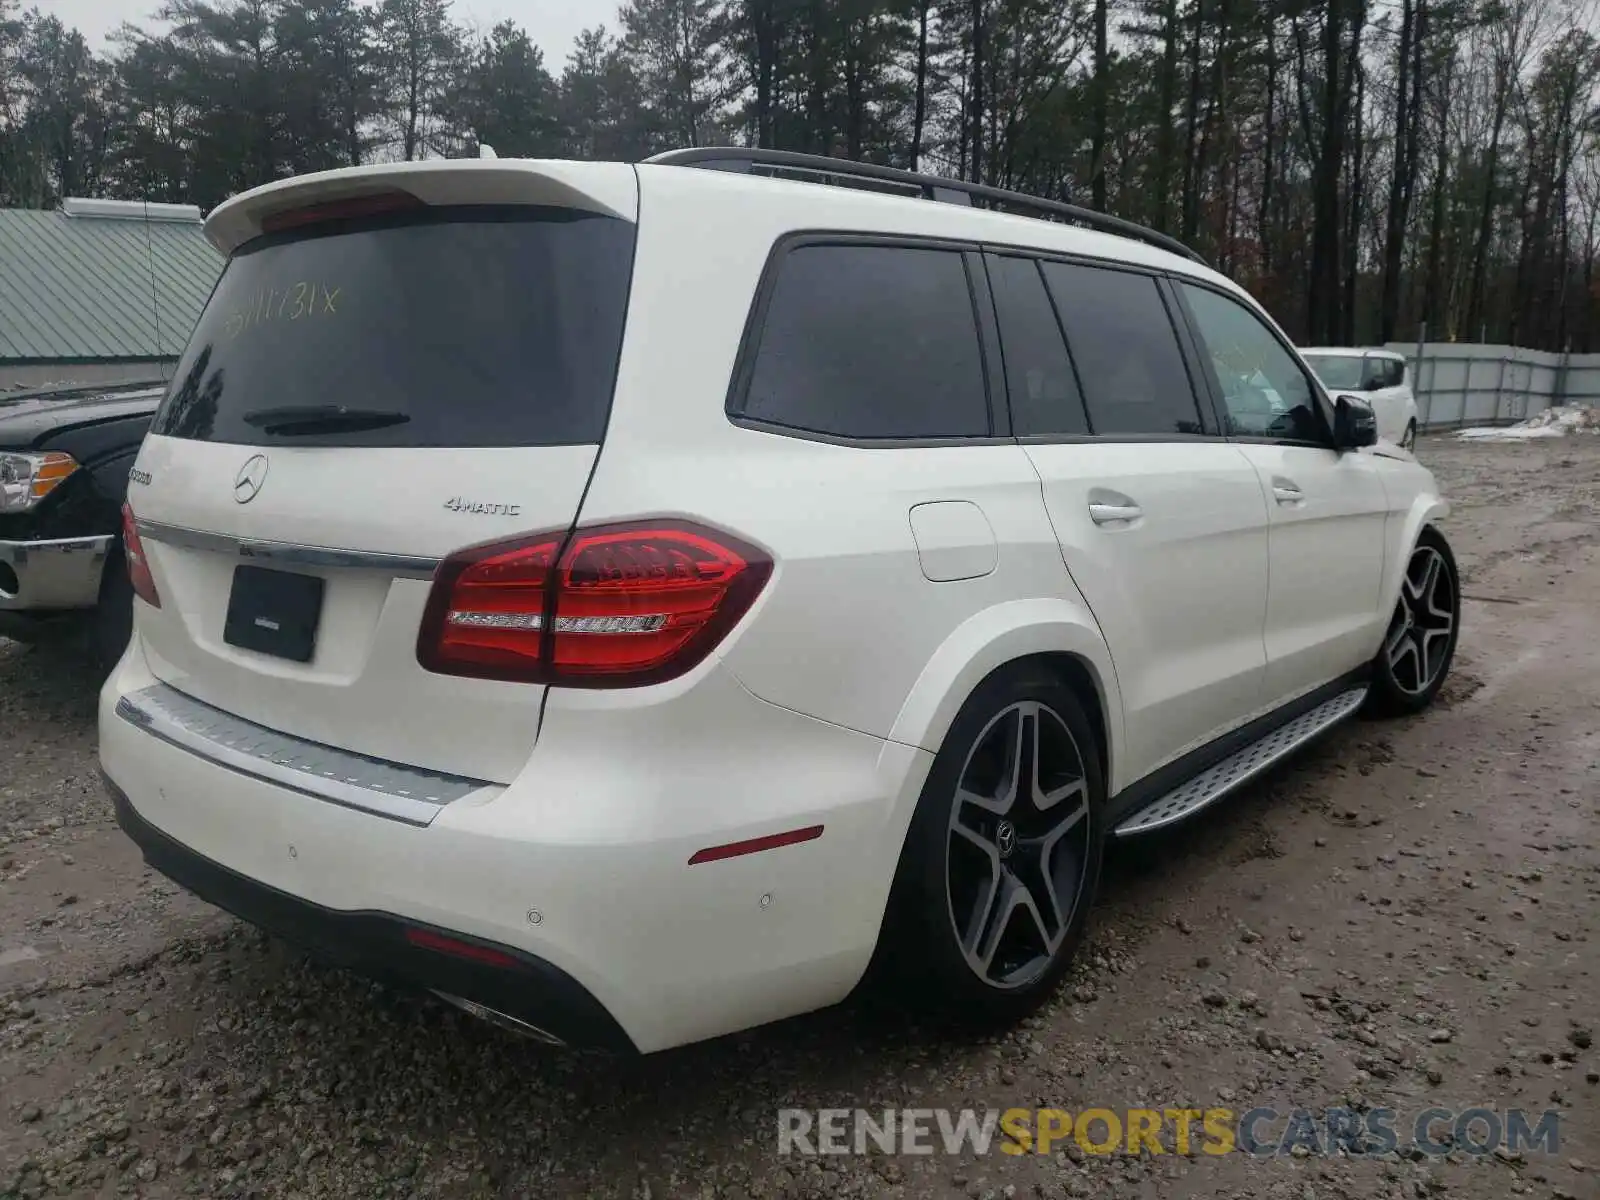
204 160 639 256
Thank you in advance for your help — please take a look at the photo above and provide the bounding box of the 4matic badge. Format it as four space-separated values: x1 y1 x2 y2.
444 496 522 517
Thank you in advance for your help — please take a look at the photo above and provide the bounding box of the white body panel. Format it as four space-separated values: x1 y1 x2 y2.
100 156 1453 1052
1021 442 1269 775
1232 444 1390 707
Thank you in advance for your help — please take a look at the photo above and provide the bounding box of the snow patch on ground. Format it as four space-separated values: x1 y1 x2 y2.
1457 403 1600 440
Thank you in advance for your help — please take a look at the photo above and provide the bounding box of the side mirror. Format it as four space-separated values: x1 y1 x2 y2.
1333 394 1378 450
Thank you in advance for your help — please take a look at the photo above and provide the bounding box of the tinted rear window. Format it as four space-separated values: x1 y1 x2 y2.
985 253 1088 437
1040 262 1204 437
151 206 635 448
738 243 990 439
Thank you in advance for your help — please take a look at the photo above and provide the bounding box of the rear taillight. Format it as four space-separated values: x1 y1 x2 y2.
417 520 772 687
121 504 161 608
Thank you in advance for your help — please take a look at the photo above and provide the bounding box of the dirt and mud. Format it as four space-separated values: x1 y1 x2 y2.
2 434 1596 1200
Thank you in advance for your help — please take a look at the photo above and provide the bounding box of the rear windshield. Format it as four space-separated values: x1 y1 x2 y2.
151 205 635 448
1301 354 1366 391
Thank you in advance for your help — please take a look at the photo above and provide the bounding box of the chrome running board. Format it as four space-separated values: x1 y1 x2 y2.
1113 687 1367 837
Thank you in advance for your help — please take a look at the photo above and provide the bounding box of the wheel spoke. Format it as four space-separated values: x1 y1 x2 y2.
1420 626 1452 684
1036 776 1086 811
1389 631 1422 687
1384 615 1411 663
1009 887 1057 961
955 786 1008 819
1019 804 1089 942
1424 557 1454 623
951 815 1000 857
970 874 1024 970
1405 549 1441 604
1002 707 1033 815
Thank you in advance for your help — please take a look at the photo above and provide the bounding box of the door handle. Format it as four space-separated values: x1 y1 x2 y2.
1271 476 1305 506
1089 501 1143 525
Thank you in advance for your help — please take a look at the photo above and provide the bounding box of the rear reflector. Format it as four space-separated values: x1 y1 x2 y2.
404 927 522 970
688 825 825 865
121 504 160 608
418 520 772 688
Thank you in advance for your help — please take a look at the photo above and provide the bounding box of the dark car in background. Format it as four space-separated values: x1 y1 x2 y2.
0 380 162 666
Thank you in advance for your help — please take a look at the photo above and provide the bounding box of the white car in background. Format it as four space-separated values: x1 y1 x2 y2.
1301 347 1420 450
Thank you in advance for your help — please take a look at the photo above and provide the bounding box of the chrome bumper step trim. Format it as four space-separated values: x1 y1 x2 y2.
114 683 500 826
134 519 440 578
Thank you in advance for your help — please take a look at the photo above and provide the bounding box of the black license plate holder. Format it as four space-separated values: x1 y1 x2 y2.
222 565 325 663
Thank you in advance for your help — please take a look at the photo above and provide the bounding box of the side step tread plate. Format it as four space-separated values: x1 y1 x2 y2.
1113 687 1367 837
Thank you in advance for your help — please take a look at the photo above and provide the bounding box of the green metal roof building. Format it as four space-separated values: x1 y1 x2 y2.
0 198 223 391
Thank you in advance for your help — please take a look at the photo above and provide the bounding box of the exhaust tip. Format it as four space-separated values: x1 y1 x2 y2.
432 991 566 1045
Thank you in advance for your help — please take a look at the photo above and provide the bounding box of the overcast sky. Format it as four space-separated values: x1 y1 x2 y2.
50 0 617 69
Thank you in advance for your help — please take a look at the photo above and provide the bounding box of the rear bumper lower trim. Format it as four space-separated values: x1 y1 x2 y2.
115 682 499 827
105 773 637 1053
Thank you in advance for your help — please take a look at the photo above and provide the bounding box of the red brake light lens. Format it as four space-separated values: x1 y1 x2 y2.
260 190 424 234
121 503 161 609
420 536 560 677
417 521 772 687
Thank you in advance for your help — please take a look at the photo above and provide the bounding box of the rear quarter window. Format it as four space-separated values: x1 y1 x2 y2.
150 206 636 449
735 242 991 440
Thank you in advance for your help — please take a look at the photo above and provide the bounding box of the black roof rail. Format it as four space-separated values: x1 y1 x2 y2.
641 146 1206 266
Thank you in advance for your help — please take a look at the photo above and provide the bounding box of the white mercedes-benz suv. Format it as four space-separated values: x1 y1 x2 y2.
100 149 1460 1054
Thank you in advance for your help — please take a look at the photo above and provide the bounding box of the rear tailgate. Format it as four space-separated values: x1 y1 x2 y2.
125 161 638 783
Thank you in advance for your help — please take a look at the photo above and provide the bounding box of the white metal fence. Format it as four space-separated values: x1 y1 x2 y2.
1381 341 1600 431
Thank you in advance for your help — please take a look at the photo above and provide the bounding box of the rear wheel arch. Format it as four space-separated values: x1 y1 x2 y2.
885 601 1123 763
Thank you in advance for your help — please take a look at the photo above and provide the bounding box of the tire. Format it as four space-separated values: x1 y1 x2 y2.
1365 527 1459 717
92 549 134 675
872 664 1106 1027
1401 420 1417 452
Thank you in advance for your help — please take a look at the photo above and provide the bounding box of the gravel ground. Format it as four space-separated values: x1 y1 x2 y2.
2 435 1597 1200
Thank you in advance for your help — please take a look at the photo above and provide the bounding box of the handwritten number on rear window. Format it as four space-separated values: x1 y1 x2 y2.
224 282 342 338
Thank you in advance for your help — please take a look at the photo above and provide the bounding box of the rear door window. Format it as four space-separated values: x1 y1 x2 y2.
1039 262 1205 437
985 253 1089 437
737 243 991 439
150 206 636 448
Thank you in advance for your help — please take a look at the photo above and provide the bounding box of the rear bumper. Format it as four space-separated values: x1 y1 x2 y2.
0 535 113 611
99 635 932 1052
106 773 634 1051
